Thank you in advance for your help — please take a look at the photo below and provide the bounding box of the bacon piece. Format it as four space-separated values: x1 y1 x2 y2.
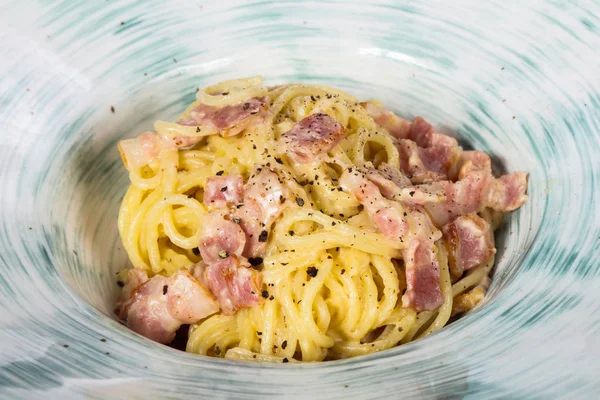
442 213 496 276
409 117 458 148
234 167 291 257
118 131 201 170
116 268 149 319
198 211 247 264
364 163 445 205
486 172 528 212
363 103 457 148
423 168 492 227
340 170 408 240
401 239 444 311
123 270 219 344
396 139 460 184
424 163 528 227
281 113 345 163
203 175 244 210
203 256 263 315
362 102 412 139
179 97 268 136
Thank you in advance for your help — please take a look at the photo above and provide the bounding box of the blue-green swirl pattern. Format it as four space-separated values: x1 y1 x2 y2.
0 0 599 398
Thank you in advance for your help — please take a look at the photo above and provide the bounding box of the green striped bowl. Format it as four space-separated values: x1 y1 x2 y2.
1 1 599 398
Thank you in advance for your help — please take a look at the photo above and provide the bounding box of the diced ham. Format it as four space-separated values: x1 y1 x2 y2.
116 268 149 319
203 255 263 315
362 103 457 148
361 102 412 139
401 239 444 311
178 97 268 136
442 213 496 276
234 167 291 257
396 139 460 184
203 175 244 210
281 113 345 163
122 269 219 344
365 162 411 196
340 170 408 240
486 172 528 212
118 131 201 171
424 163 528 227
364 163 445 205
409 117 458 148
198 211 247 264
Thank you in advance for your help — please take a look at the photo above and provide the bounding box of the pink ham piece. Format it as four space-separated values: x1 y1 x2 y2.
401 239 444 311
281 113 345 163
116 268 149 318
409 117 458 148
178 97 268 137
424 162 528 227
340 170 408 240
442 213 496 276
486 172 529 212
198 211 247 264
120 269 219 344
203 255 263 315
234 167 291 257
203 175 244 210
118 131 202 171
362 103 457 148
396 139 460 184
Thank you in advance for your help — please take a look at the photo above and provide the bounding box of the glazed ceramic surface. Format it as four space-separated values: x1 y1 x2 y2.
1 0 599 398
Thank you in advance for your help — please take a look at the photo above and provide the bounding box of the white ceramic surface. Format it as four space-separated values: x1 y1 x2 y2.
1 1 599 398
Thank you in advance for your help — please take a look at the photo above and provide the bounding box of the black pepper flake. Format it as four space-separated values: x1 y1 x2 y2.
341 269 346 275
398 327 403 332
63 344 69 348
117 280 124 287
282 340 288 349
220 186 228 192
296 197 305 206
218 250 229 259
332 222 336 226
196 126 201 133
253 144 257 149
288 230 295 236
310 95 317 101
110 105 115 113
257 331 262 335
262 290 269 299
243 102 250 110
307 266 318 277
214 346 221 355
269 295 274 301
216 170 224 176
279 195 285 204
233 216 242 224
403 212 408 217
283 358 289 363
409 191 415 197
163 285 168 295
193 247 200 256
248 257 263 266
258 230 268 242
275 157 283 164
100 338 106 342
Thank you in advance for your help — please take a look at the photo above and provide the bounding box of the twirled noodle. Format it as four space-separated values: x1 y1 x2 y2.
117 77 507 361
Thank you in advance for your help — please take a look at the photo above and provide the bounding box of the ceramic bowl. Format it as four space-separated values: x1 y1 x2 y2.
1 1 599 398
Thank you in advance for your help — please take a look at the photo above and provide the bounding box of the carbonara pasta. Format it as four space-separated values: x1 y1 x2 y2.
115 77 528 362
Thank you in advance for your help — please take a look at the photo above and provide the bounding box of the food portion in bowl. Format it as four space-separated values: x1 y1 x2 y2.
115 77 528 362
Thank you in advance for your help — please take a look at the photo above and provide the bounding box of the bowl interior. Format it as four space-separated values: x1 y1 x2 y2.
4 1 599 398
